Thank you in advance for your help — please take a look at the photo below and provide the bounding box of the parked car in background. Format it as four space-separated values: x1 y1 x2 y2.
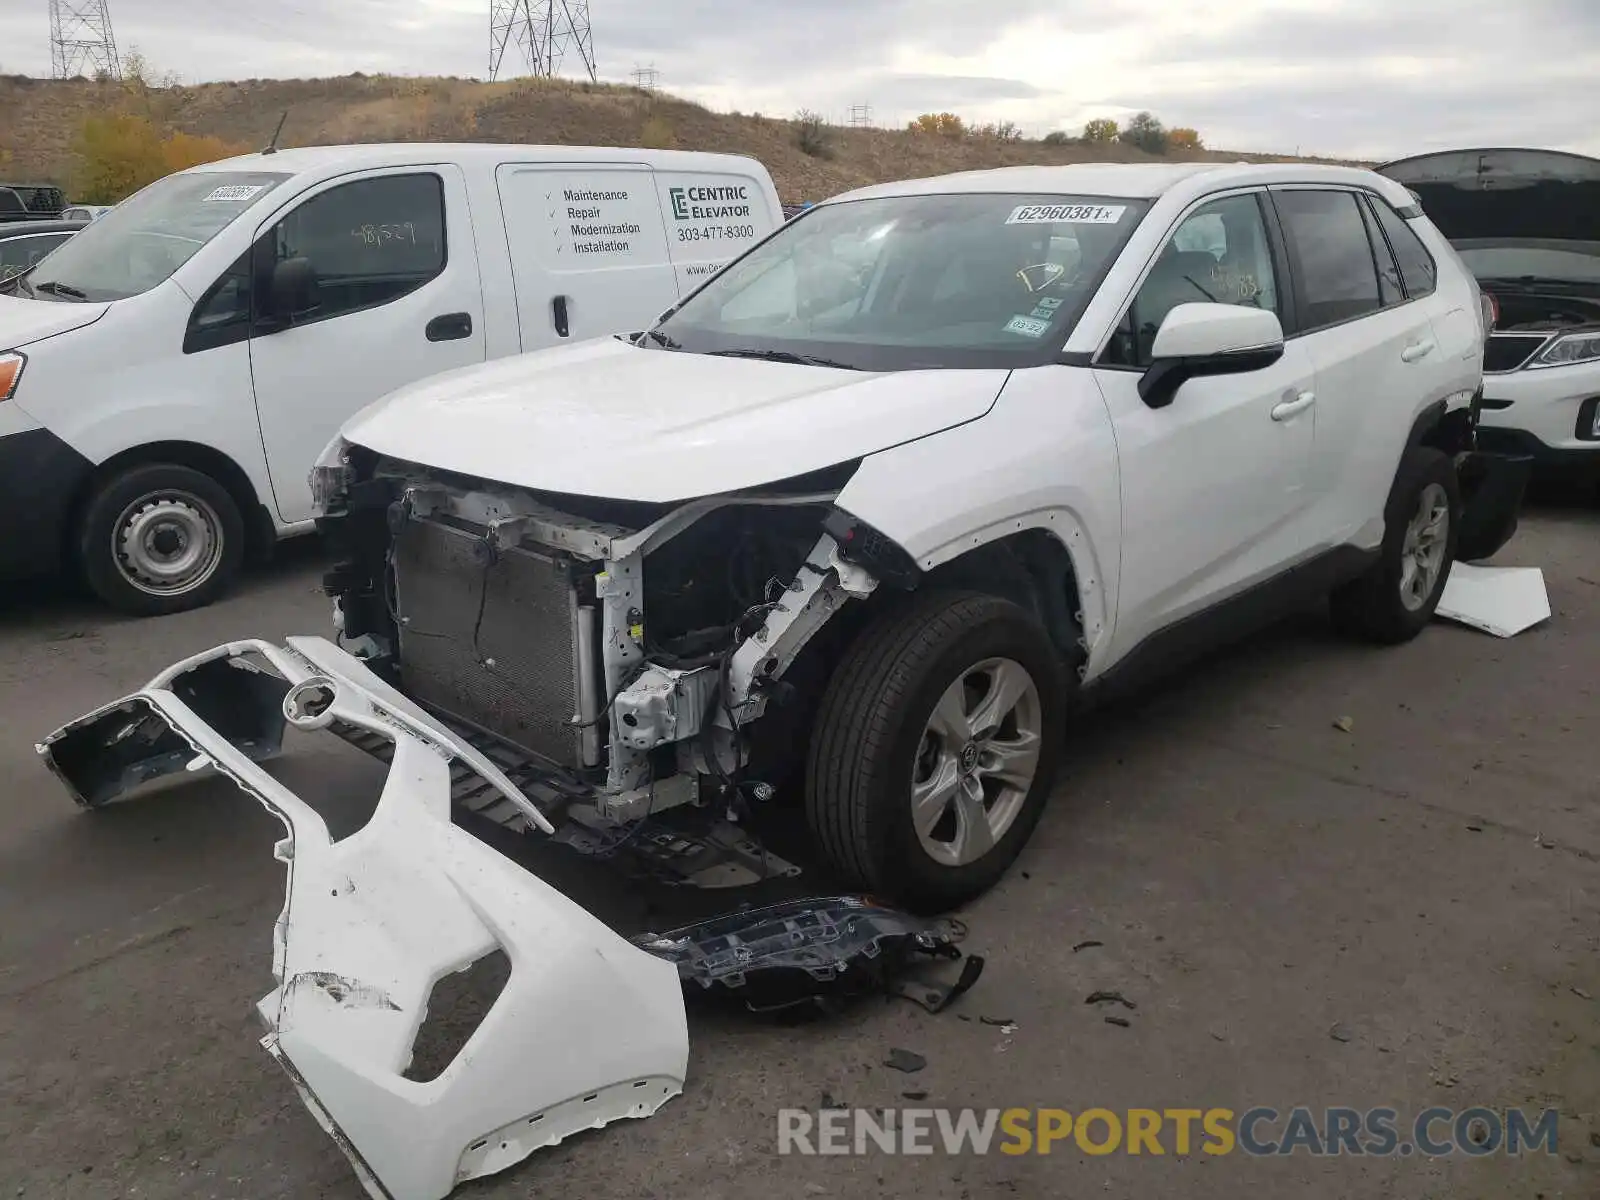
0 142 783 615
0 184 68 224
0 220 85 283
60 204 115 223
1378 148 1600 484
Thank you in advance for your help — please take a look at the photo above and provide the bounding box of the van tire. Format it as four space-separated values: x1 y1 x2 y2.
1329 446 1460 644
77 463 245 617
804 590 1065 913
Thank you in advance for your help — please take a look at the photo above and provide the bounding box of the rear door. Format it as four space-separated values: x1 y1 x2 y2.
652 167 781 296
496 162 678 347
1266 187 1459 545
248 164 486 525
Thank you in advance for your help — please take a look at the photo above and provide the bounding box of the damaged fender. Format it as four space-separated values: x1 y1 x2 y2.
36 637 688 1200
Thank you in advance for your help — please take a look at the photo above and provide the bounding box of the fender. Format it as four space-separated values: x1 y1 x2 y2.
834 368 1122 676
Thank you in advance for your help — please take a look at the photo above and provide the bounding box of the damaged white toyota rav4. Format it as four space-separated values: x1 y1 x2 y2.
39 161 1529 1200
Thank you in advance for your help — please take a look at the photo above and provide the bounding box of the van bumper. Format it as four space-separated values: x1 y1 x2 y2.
0 427 92 581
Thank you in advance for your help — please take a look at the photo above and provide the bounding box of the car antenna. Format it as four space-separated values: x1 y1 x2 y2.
261 111 289 156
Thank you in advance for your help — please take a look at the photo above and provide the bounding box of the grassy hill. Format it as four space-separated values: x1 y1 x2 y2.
0 72 1356 204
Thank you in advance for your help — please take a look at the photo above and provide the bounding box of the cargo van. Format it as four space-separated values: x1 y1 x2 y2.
0 143 782 615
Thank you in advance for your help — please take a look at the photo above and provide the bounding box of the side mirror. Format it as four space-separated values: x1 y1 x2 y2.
266 256 319 323
1137 302 1285 410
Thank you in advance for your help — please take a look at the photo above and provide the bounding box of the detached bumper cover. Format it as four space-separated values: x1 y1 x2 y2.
36 636 688 1200
1455 449 1532 563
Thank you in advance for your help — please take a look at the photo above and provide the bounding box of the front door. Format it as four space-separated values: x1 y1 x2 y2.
1093 191 1318 659
249 165 485 524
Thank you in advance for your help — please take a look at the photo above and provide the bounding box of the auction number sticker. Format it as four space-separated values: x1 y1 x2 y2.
1006 203 1126 225
203 185 264 203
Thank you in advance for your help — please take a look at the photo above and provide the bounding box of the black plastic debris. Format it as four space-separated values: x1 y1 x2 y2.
631 896 980 1015
884 1048 927 1073
1104 1016 1131 1028
1071 940 1103 953
1085 990 1137 1010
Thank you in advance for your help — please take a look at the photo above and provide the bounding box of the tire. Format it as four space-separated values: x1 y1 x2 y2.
1329 445 1460 644
77 463 245 617
804 589 1067 912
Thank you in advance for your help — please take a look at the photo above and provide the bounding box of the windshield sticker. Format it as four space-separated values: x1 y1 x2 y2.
203 185 265 203
1016 262 1067 292
1006 203 1126 225
1004 314 1050 338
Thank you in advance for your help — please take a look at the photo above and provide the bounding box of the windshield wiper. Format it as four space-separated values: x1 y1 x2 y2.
646 329 681 349
707 348 859 370
33 280 87 300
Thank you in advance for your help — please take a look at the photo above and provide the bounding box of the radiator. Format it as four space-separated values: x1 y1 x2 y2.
392 516 597 768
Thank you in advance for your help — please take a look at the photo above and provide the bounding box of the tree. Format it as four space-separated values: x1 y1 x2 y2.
1081 117 1119 143
794 108 833 158
973 120 1022 142
1042 130 1074 146
73 113 243 204
907 112 966 138
1118 110 1169 155
1168 127 1203 151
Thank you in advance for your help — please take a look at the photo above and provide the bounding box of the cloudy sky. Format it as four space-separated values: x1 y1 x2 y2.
4 0 1598 159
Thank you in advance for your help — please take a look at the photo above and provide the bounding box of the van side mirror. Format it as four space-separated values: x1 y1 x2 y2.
265 256 319 323
1137 303 1285 410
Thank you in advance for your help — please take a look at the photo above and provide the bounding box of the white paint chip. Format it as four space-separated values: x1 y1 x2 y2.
1435 563 1551 638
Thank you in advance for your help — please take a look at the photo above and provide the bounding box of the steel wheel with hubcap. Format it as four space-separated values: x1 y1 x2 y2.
806 590 1066 912
78 462 246 617
1330 445 1460 644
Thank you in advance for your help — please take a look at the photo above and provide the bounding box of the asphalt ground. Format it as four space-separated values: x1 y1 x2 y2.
2 490 1597 1199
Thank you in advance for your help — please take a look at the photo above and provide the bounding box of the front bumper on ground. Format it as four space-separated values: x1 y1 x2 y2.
1455 448 1534 562
35 636 689 1200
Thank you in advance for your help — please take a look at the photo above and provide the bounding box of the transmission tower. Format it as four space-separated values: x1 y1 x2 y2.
631 63 659 91
848 103 874 128
489 0 597 82
49 0 121 80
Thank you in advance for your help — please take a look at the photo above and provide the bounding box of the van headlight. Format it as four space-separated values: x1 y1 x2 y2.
0 351 25 402
1530 331 1600 369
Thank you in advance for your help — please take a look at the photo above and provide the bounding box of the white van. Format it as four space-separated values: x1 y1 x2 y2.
0 143 781 615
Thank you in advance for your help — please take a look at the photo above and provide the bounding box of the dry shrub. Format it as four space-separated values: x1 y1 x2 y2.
73 113 244 203
640 114 677 149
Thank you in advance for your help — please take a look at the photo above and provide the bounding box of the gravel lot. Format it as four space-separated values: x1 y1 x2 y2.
2 496 1597 1200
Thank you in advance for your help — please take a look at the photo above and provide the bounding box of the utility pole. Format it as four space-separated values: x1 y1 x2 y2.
489 0 597 82
49 0 121 80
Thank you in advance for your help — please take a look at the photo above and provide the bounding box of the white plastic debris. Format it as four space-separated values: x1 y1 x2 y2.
1435 564 1551 638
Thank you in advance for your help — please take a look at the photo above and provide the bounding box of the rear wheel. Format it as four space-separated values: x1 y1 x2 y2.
804 590 1066 912
77 463 245 617
1330 446 1460 643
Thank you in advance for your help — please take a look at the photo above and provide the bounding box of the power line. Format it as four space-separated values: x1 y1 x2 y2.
49 0 120 80
489 0 597 82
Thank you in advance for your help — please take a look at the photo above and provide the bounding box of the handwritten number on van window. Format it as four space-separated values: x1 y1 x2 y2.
350 222 419 248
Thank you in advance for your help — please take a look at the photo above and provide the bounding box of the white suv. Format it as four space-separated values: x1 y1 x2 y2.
38 160 1531 1200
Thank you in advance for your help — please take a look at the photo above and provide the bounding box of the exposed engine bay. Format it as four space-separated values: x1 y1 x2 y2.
314 443 904 885
1486 288 1600 333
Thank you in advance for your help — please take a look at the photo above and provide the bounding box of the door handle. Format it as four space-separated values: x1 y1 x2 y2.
552 294 570 338
1271 390 1316 421
1400 338 1437 362
425 312 473 342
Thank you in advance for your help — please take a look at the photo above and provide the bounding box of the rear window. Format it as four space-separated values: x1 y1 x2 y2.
1274 190 1384 330
1369 197 1437 298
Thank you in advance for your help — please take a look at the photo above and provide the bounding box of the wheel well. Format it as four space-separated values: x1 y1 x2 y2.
921 530 1086 670
1410 399 1474 458
65 442 271 565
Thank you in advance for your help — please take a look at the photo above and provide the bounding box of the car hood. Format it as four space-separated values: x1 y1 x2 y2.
1376 148 1600 244
341 336 1010 502
0 293 110 349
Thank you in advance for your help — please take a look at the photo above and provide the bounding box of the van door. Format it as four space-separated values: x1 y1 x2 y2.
652 169 779 296
496 163 678 348
248 164 485 524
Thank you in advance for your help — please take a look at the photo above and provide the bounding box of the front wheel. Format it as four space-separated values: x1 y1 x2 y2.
805 590 1066 912
77 463 245 617
1330 445 1460 644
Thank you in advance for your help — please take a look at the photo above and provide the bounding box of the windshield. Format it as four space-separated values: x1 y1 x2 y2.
21 170 291 302
1452 238 1600 287
650 192 1151 370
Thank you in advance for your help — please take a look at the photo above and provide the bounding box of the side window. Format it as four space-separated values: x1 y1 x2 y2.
1357 197 1404 305
267 173 445 322
1369 196 1438 299
1273 190 1383 330
184 250 252 353
1104 193 1280 367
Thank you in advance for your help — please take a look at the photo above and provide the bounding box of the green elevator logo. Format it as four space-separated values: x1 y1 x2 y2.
670 187 689 220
